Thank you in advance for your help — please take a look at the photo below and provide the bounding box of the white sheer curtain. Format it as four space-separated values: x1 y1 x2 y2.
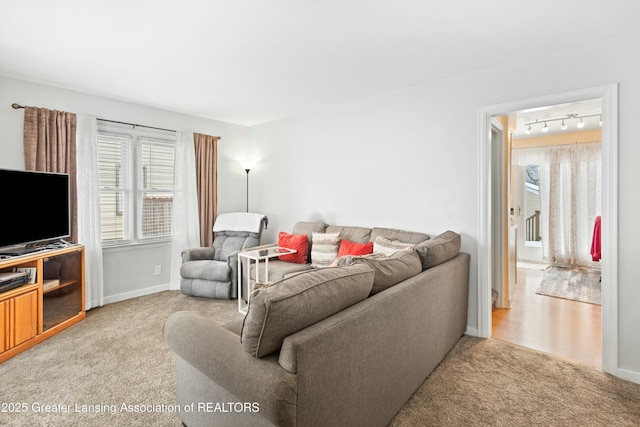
170 131 200 290
76 115 104 309
513 141 601 267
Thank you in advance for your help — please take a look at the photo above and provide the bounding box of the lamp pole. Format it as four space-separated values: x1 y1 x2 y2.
245 168 251 212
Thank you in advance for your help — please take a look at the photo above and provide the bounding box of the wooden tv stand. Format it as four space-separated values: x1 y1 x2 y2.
0 245 85 363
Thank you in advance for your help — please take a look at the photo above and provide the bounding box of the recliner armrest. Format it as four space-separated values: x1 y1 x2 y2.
243 243 278 251
181 247 215 262
226 243 277 263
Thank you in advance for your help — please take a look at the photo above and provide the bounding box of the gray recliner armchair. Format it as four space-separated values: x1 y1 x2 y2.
180 212 268 299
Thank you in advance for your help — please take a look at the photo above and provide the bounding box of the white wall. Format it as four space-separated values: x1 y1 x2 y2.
0 76 249 302
246 33 640 379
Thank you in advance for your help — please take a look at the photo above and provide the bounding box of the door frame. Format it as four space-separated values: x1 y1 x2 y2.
477 84 618 374
490 119 511 308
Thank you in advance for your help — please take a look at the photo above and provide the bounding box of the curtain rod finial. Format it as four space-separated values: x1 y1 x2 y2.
11 103 24 110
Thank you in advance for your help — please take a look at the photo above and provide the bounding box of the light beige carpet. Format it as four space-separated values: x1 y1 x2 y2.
1 291 239 427
1 290 639 426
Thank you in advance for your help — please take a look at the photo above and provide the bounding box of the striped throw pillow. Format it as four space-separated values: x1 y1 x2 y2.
373 236 414 256
311 232 341 267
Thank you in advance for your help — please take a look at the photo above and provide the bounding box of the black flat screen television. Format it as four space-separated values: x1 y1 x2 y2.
0 169 70 250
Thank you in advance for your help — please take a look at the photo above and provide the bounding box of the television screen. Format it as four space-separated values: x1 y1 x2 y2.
0 169 70 249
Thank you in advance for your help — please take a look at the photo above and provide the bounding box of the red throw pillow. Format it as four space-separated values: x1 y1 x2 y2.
278 232 309 264
338 240 374 258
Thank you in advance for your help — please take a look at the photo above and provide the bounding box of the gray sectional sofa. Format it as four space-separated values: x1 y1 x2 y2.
164 222 470 427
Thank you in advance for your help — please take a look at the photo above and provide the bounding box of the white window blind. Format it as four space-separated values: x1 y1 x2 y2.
139 138 175 238
97 133 132 243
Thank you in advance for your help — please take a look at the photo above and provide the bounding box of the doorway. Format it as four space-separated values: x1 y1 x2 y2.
492 101 604 366
477 85 619 374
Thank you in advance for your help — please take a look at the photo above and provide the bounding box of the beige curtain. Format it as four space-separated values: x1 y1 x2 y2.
193 133 218 247
23 107 78 243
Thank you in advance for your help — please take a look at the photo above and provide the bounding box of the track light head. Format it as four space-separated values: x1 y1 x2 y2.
560 120 567 130
577 118 585 128
525 124 531 134
541 122 548 132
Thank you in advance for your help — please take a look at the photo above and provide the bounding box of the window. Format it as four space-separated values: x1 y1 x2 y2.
139 138 175 238
523 164 541 246
97 124 175 245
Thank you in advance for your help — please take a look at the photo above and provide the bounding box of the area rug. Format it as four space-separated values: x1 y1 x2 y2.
535 266 601 305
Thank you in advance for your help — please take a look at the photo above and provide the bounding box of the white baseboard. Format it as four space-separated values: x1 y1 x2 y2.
103 283 170 305
617 368 640 386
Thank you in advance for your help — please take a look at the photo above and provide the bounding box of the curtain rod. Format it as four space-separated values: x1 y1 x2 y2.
96 118 178 134
11 103 221 140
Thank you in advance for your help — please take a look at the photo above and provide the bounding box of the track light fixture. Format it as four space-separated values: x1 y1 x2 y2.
523 113 601 134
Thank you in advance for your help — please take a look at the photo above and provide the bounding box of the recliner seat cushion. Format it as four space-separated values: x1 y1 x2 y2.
241 264 374 358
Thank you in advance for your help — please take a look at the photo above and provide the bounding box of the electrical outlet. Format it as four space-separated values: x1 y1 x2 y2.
154 265 162 276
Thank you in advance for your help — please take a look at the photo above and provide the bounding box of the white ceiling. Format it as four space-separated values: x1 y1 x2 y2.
1 1 639 126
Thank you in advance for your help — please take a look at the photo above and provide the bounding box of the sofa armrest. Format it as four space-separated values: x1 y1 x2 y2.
163 311 297 424
181 247 215 262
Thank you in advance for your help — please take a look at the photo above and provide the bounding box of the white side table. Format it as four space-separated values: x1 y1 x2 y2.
237 246 297 314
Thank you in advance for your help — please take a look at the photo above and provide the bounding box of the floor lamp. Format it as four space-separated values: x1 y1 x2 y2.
245 168 251 212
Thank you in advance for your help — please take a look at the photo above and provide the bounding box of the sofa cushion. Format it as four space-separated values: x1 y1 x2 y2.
277 232 309 264
370 227 430 245
337 240 373 258
373 236 415 255
241 264 374 357
311 232 341 267
415 230 461 270
223 318 245 336
292 221 328 236
338 250 422 295
250 259 314 284
326 225 371 243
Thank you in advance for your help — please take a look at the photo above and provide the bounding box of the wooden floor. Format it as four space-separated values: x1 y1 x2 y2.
492 264 602 367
